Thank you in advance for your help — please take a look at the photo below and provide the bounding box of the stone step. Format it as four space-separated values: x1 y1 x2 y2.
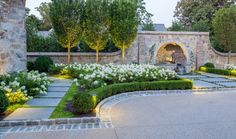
39 92 66 98
25 98 61 107
50 83 71 87
48 86 69 92
4 108 55 121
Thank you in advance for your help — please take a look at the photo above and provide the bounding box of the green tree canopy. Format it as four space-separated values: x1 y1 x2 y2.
191 20 210 32
84 0 110 63
36 2 52 30
141 14 155 31
110 0 139 64
213 7 236 52
49 0 85 64
174 0 235 29
137 0 154 25
168 21 185 31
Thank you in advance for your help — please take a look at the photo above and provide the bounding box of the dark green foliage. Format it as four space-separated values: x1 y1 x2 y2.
49 64 65 75
168 21 186 31
34 56 54 72
204 63 215 68
199 67 236 76
36 2 52 31
213 7 236 52
27 34 78 52
73 93 94 114
73 80 193 113
79 39 119 52
174 0 234 29
27 61 35 71
0 90 9 113
191 20 210 32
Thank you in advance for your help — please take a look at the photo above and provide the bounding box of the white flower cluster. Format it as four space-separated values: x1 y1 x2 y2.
224 64 236 70
0 71 51 104
55 63 178 89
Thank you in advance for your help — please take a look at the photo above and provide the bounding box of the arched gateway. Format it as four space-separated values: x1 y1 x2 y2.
126 31 212 72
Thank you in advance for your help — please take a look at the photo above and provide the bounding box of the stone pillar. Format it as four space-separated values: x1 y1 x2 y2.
0 0 26 74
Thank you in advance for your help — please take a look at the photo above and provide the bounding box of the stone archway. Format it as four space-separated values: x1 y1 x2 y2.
0 0 27 74
156 43 187 65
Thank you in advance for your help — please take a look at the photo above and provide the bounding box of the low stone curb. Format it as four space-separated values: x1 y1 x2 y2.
0 117 100 128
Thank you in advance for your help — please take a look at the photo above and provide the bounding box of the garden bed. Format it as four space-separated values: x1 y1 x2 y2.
49 64 193 115
0 71 51 119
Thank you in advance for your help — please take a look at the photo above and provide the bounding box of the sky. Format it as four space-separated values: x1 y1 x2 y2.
26 0 179 27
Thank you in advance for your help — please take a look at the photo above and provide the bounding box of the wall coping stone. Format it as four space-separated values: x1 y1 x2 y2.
211 47 236 57
138 31 210 36
27 51 121 57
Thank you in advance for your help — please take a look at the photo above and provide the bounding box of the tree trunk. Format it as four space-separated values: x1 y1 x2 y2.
122 47 125 64
68 47 71 64
96 49 99 64
228 51 231 64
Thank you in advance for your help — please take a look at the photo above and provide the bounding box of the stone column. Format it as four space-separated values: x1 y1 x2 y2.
0 0 26 74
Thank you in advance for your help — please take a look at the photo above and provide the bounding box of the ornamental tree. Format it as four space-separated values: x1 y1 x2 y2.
49 0 85 64
84 0 110 63
36 2 52 30
110 0 139 64
174 0 235 29
213 7 236 53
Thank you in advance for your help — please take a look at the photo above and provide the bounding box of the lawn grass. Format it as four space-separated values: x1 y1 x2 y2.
49 83 77 119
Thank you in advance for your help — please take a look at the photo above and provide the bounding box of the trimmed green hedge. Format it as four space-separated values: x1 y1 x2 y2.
73 79 193 113
199 66 236 76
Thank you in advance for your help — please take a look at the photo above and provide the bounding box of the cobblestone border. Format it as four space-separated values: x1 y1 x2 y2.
0 122 113 139
0 117 100 128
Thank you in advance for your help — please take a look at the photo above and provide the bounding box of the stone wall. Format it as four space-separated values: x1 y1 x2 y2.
27 51 122 64
0 0 26 74
28 32 236 72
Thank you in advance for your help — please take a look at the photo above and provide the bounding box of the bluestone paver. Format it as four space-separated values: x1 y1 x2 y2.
193 80 221 88
201 77 232 82
48 86 70 92
179 75 207 79
39 92 66 98
217 82 236 87
200 72 227 78
25 98 61 107
4 108 55 120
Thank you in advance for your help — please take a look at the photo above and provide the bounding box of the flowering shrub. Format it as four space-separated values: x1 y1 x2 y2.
224 64 236 70
5 91 29 104
0 71 51 105
51 63 179 89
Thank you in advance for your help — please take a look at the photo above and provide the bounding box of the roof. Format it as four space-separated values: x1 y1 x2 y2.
138 23 167 32
153 24 167 32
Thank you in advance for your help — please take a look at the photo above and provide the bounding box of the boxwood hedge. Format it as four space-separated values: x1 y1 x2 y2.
199 66 236 76
73 79 193 113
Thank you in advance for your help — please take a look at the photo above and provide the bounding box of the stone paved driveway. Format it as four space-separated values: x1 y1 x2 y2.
3 91 236 139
